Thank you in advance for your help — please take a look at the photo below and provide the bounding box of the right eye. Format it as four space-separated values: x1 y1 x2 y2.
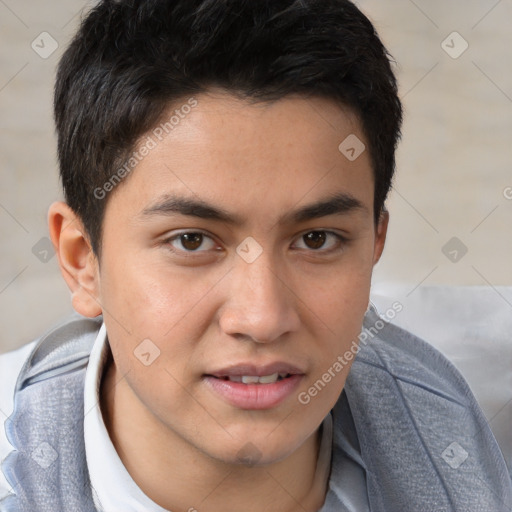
164 231 218 253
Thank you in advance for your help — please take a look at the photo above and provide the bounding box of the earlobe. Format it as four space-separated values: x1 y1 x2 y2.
48 201 102 318
373 209 389 266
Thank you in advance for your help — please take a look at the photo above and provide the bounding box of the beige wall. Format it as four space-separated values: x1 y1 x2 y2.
1 0 511 352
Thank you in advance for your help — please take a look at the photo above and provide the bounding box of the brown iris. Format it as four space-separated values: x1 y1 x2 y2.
180 233 204 250
303 231 326 249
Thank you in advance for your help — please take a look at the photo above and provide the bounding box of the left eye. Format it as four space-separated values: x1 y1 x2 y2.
167 232 217 252
293 231 344 251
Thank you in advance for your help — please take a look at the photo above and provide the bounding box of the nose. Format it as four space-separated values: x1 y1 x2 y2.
218 254 301 344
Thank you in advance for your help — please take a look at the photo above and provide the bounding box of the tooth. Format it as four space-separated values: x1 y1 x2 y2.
228 373 283 384
258 373 279 384
241 376 260 384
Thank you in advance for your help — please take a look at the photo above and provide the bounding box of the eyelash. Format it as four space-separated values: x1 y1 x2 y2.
162 230 348 257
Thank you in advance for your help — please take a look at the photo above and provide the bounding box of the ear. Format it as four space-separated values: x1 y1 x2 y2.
372 209 389 266
48 201 102 318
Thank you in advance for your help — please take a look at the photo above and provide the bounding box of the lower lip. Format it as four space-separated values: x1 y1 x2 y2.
203 375 303 410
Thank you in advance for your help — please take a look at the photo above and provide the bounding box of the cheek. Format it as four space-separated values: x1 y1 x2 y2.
100 253 219 341
99 259 225 408
307 258 372 327
302 256 372 387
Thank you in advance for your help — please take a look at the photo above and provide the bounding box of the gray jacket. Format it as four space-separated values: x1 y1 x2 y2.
1 308 511 511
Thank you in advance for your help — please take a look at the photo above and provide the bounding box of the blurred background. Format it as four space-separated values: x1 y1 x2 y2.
1 0 511 353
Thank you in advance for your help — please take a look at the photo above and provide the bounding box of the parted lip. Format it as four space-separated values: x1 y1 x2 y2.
205 362 305 378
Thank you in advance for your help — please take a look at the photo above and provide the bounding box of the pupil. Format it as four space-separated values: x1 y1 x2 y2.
181 233 203 250
305 231 326 249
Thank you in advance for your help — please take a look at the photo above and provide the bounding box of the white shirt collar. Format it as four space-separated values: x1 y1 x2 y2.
84 322 333 512
84 323 168 512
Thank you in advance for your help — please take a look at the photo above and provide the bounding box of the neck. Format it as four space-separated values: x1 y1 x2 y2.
100 359 329 512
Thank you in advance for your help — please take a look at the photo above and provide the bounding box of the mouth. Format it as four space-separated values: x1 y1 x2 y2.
203 363 305 410
215 372 291 384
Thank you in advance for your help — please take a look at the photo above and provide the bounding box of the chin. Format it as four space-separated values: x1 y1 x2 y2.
207 433 303 468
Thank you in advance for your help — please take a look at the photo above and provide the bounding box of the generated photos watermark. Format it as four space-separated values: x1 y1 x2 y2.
298 301 403 405
94 97 198 200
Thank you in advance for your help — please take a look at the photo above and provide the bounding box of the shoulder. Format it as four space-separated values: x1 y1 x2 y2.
15 313 102 390
353 306 475 404
0 314 102 501
0 342 35 501
338 307 512 508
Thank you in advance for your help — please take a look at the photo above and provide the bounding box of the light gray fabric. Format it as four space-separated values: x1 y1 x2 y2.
370 284 512 473
320 390 369 512
342 307 512 511
1 310 511 511
0 315 101 512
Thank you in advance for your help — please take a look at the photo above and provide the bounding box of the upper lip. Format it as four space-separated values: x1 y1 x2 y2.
206 362 305 378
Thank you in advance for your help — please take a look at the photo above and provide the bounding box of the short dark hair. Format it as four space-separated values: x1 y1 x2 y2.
54 0 402 259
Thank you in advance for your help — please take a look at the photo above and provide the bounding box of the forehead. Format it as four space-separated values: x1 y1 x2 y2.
105 91 374 225
167 91 366 166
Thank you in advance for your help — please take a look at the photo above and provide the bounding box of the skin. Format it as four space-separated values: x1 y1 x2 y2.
48 91 388 512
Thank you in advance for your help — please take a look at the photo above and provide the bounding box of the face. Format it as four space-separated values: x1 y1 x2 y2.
91 91 386 465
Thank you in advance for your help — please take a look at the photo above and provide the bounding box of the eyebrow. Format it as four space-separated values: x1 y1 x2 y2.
140 191 367 225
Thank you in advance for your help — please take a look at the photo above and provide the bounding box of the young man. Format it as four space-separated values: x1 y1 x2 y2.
1 1 511 511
